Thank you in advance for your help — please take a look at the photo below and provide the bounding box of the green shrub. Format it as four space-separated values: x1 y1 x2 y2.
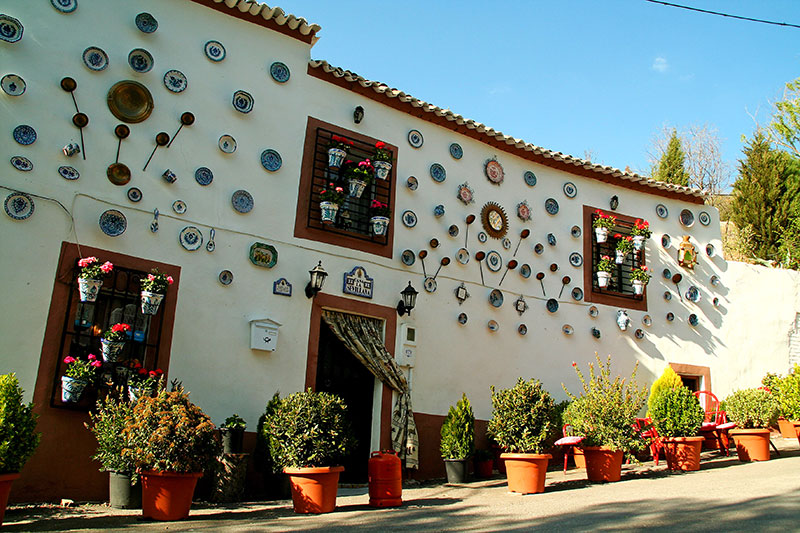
647 366 683 415
561 396 588 431
440 394 475 459
0 373 40 474
262 390 354 471
725 388 779 428
765 365 800 420
488 378 555 454
85 388 135 473
649 386 704 438
223 414 247 431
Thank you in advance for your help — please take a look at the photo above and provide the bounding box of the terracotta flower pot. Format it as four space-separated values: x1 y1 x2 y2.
794 422 800 447
140 470 202 521
284 466 343 514
573 447 586 468
500 453 551 494
661 436 704 471
778 418 798 439
0 473 20 526
730 429 771 462
583 447 624 482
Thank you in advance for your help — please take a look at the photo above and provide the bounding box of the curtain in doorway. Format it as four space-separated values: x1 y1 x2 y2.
321 310 419 469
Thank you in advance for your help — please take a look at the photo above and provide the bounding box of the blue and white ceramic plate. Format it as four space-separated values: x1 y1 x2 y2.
478 231 487 243
666 312 675 322
13 125 36 145
571 225 581 238
489 289 504 308
179 226 203 251
686 286 701 303
458 313 468 325
456 248 469 264
10 156 32 172
520 263 531 278
401 210 417 228
195 167 213 186
534 243 544 254
163 70 187 93
430 163 446 183
589 306 599 318
231 190 254 213
4 192 34 220
662 234 671 248
487 320 499 332
448 224 459 238
699 211 711 226
713 297 720 307
219 270 233 285
688 314 699 327
502 237 512 250
679 209 694 227
261 149 282 172
218 135 236 153
270 61 290 83
523 171 537 187
662 268 672 280
706 243 715 257
0 15 23 43
486 250 502 272
547 233 557 246
563 181 577 198
664 291 672 301
518 324 527 336
572 287 583 301
449 143 463 159
569 252 583 267
83 46 108 71
635 329 645 340
1 74 25 96
58 166 79 180
546 298 559 313
204 40 225 62
172 200 187 214
424 277 437 293
99 209 126 236
643 315 652 327
433 204 445 217
232 90 254 113
563 324 574 335
656 204 668 219
592 327 602 339
126 187 142 203
545 198 559 215
51 0 78 13
135 12 158 33
406 176 418 190
401 249 415 266
408 130 423 148
128 48 154 73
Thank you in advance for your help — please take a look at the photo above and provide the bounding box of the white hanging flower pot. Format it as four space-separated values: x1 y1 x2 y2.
100 338 126 362
348 179 367 198
320 201 339 224
78 278 103 302
632 280 645 295
327 148 347 170
595 227 608 243
596 271 611 288
140 291 164 315
61 376 88 403
615 250 626 264
371 216 390 236
373 160 392 180
632 235 645 251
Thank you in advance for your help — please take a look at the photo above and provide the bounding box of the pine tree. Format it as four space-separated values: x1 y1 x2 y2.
731 131 800 262
652 129 690 186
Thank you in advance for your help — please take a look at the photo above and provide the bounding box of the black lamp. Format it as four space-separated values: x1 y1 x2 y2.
305 261 328 298
397 281 418 316
353 105 364 124
610 195 619 211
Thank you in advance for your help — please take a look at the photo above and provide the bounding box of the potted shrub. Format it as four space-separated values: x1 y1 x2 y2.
765 367 800 440
318 183 345 225
327 134 353 173
86 388 141 509
649 386 705 471
596 255 614 288
61 354 102 403
77 256 113 302
592 209 616 243
139 268 174 316
126 362 163 402
487 378 555 494
369 200 391 236
630 266 651 296
563 356 648 482
343 159 373 199
440 394 475 484
100 323 131 362
725 388 779 462
647 366 684 415
221 414 247 455
614 234 634 264
122 385 221 521
372 141 393 180
473 449 494 478
262 390 354 514
254 392 290 500
0 374 40 527
631 219 652 250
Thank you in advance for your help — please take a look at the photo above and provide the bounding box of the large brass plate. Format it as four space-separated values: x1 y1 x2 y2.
107 80 153 124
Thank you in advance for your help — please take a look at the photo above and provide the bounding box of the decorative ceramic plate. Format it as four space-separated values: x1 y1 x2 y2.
588 306 599 318
634 329 645 340
643 315 652 327
126 187 142 202
569 252 583 267
163 70 187 93
1 74 25 96
478 231 488 243
231 190 254 213
0 15 23 43
666 312 675 322
218 135 236 153
686 285 701 303
219 270 233 285
656 204 668 219
662 268 672 280
502 237 512 250
486 250 502 272
591 327 602 339
456 248 470 264
135 11 158 32
563 182 577 198
562 324 574 335
711 274 720 287
664 291 672 301
485 159 504 184
534 243 544 255
688 314 699 327
195 167 213 186
128 48 153 73
249 242 278 267
401 210 417 228
58 166 79 180
270 61 290 83
487 320 499 332
489 289 504 307
572 287 583 301
99 209 126 236
699 211 711 226
406 176 418 190
456 182 474 205
571 225 582 238
429 238 439 249
261 149 282 172
706 243 715 257
662 234 671 248
523 170 537 187
544 198 559 215
546 298 559 313
434 204 445 217
518 324 527 335
179 226 203 251
407 129 423 148
458 312 468 325
520 263 531 278
232 90 254 113
4 192 34 220
204 40 226 62
712 297 720 307
448 224 459 238
83 46 109 70
424 277 437 293
550 263 559 272
13 125 36 145
450 143 463 159
679 209 694 227
401 249 416 266
10 156 32 171
430 163 446 183
547 233 557 246
51 0 78 13
172 200 187 214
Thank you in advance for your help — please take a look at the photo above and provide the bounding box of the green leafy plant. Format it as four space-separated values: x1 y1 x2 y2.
596 255 614 273
593 209 616 230
561 396 588 432
473 449 493 462
102 323 131 342
649 386 704 438
373 141 393 162
725 388 780 429
223 414 247 431
328 134 354 152
319 183 346 205
343 159 375 186
615 234 634 254
764 365 800 420
254 392 281 485
631 219 652 238
262 390 354 471
630 266 652 284
0 373 40 474
63 354 102 383
140 268 174 294
85 388 135 473
562 355 648 454
647 366 683 414
127 362 164 392
78 256 114 279
440 394 475 460
487 378 555 454
369 200 391 218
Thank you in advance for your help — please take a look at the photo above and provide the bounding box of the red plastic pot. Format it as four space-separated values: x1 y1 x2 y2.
583 447 624 482
140 470 202 521
0 473 20 526
730 429 771 462
661 436 704 471
474 459 494 478
284 466 344 514
500 453 551 494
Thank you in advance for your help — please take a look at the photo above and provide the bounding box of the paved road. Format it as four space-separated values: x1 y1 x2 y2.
5 439 800 532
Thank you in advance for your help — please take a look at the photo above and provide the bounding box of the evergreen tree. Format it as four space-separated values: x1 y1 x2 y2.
652 129 690 186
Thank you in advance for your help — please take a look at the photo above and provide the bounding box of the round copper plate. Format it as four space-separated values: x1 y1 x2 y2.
107 163 131 185
107 80 154 124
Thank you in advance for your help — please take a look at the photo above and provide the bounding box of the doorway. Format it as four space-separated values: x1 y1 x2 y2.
316 319 375 483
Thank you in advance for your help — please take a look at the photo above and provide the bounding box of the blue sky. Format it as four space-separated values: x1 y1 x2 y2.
282 0 799 184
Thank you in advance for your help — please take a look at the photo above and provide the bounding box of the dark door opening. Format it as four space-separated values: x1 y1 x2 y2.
680 375 700 392
316 319 375 483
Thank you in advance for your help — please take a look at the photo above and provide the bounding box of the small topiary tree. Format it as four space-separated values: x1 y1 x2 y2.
647 366 683 415
440 394 475 460
725 388 780 429
488 378 555 454
0 373 40 474
649 386 704 438
85 387 135 474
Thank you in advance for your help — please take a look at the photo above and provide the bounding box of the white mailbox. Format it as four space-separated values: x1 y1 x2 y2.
250 318 282 352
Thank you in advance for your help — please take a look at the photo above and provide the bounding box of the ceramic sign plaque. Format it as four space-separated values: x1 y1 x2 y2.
342 266 374 299
272 278 292 297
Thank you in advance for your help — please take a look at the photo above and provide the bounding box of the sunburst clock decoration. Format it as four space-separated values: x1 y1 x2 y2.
480 201 509 239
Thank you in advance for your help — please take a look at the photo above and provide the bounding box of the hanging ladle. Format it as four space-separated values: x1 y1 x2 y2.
536 272 546 297
464 213 476 247
513 228 531 257
499 259 518 286
72 112 89 161
433 257 450 280
106 124 131 186
475 251 486 286
418 250 428 278
167 112 195 148
672 273 683 301
60 77 80 113
143 131 170 171
559 276 571 298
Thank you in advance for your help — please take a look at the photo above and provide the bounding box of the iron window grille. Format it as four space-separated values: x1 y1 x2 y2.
590 215 645 299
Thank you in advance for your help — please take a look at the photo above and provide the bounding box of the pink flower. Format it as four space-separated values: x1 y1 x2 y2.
335 187 343 193
100 262 113 273
64 356 76 364
167 276 174 285
88 354 96 360
148 274 155 281
78 257 97 268
91 361 102 368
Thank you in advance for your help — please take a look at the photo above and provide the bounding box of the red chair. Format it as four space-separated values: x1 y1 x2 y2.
635 417 663 465
694 390 735 456
554 424 584 474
